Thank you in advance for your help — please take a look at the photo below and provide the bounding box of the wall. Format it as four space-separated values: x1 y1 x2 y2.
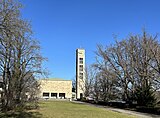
39 79 72 99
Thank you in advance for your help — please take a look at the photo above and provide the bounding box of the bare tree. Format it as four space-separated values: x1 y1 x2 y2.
93 58 120 101
77 65 96 99
84 66 96 98
95 31 159 106
96 43 132 101
0 0 46 111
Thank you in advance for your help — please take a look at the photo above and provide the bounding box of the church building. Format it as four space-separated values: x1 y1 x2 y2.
38 48 85 100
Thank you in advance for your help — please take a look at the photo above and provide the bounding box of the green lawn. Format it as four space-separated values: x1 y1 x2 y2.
38 101 135 118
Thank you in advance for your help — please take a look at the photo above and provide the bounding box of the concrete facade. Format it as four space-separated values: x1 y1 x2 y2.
76 49 85 99
39 79 72 99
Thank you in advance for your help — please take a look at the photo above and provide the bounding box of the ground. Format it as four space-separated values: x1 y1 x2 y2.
38 101 135 118
0 101 136 118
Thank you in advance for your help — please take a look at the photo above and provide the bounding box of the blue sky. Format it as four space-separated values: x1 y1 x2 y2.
20 0 160 80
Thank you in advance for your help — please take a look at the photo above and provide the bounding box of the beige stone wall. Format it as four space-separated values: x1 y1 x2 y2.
39 79 72 99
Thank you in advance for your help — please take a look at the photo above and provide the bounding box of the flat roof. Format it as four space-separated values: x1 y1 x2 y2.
39 78 72 81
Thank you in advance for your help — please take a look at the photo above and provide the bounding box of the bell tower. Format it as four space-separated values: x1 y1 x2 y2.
76 49 85 99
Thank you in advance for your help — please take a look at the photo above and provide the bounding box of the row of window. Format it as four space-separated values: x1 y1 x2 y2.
79 58 84 79
43 92 65 98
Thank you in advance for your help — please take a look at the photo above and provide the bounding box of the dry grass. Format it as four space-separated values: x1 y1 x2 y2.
38 101 136 118
0 101 136 118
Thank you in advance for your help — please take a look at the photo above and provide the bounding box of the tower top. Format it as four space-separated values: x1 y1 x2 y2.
76 49 85 55
76 48 85 51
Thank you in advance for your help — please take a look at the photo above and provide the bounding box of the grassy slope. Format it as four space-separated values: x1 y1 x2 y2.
38 101 135 118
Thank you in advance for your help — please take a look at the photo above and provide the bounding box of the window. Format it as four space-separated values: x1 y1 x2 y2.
43 92 49 97
79 68 83 71
79 73 83 76
51 93 57 98
79 73 83 79
79 65 83 71
79 58 83 60
80 93 83 99
79 65 83 68
59 93 65 99
79 58 83 64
